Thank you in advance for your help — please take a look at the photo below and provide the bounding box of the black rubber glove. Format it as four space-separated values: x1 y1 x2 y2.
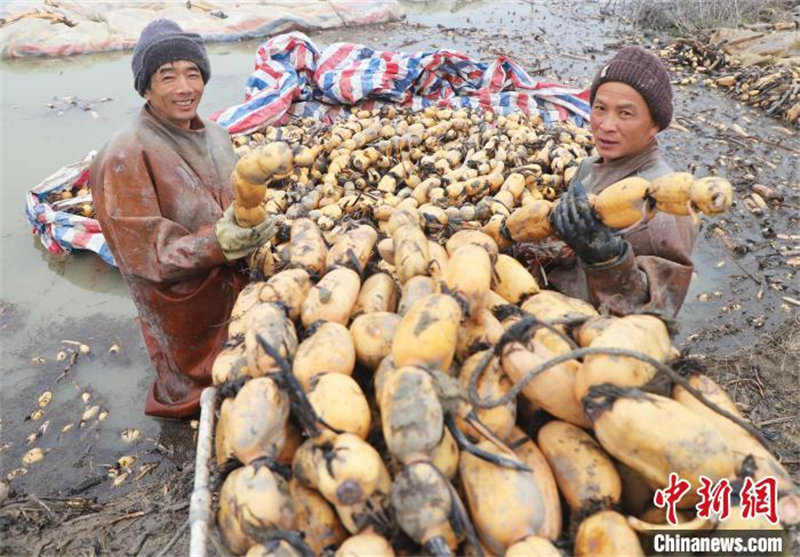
550 178 624 265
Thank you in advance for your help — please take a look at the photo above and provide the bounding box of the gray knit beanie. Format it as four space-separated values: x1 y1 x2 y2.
590 46 673 130
131 19 210 96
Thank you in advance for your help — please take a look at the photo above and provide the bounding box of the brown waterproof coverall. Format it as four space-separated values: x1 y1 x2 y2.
530 141 697 316
91 106 247 418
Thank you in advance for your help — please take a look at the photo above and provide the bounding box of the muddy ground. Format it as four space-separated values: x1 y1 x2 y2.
1 0 798 555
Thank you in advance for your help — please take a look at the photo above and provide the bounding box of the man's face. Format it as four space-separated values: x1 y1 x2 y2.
144 60 204 129
590 82 660 161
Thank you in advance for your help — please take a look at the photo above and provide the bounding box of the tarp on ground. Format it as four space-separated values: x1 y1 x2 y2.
0 0 402 58
212 32 591 134
25 151 117 265
25 33 591 265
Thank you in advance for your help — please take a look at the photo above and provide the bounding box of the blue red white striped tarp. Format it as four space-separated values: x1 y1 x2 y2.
212 32 591 135
25 151 116 266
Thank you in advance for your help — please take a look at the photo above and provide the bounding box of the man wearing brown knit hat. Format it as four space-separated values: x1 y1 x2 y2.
91 19 278 418
538 46 697 316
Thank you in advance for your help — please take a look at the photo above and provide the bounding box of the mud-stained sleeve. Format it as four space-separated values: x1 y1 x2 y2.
582 243 649 315
635 212 696 315
95 147 226 284
583 212 697 316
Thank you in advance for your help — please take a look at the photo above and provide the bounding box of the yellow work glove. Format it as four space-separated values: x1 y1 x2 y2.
214 205 278 261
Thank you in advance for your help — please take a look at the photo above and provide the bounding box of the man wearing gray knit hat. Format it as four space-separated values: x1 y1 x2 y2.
522 46 697 317
131 18 211 97
130 18 211 129
90 19 278 418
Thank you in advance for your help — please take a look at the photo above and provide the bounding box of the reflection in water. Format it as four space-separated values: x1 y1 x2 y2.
28 235 128 296
61 253 127 297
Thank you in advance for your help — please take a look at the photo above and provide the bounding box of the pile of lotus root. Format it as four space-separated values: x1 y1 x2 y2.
209 106 795 556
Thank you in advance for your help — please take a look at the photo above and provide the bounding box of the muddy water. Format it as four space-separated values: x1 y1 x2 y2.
1 0 797 499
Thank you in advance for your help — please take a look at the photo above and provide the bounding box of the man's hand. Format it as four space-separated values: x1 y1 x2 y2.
549 179 624 265
214 205 278 261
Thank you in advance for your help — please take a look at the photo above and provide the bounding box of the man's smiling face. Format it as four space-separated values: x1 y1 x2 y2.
144 60 204 129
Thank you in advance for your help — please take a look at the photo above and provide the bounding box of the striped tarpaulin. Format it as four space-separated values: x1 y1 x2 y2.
25 151 116 266
212 31 591 134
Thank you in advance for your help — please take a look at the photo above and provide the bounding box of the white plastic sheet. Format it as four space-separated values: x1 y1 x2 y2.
1 0 402 58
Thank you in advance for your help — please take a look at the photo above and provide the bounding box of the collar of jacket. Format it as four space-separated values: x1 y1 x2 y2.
585 139 662 193
139 104 212 158
138 104 233 188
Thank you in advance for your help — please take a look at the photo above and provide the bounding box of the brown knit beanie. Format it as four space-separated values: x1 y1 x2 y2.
590 46 673 130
